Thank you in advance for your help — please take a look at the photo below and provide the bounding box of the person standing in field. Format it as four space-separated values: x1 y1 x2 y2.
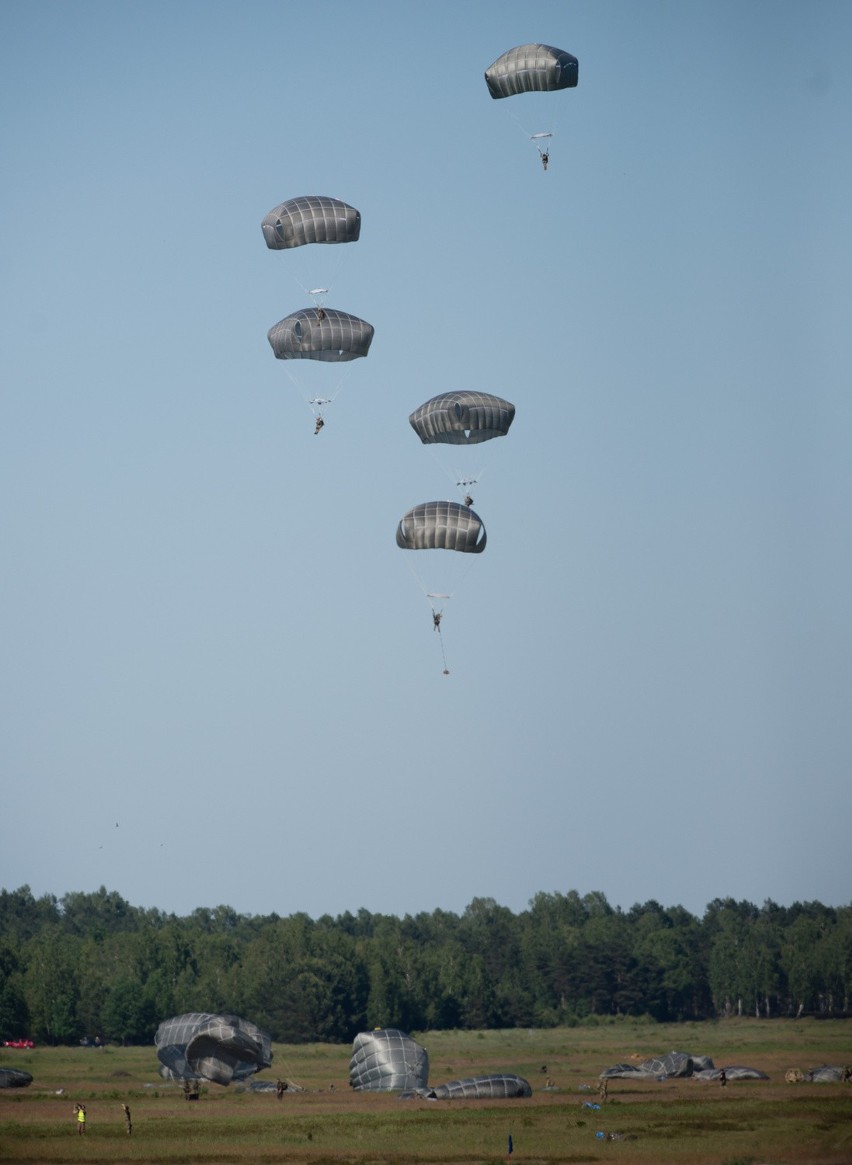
73 1103 87 1134
121 1103 132 1135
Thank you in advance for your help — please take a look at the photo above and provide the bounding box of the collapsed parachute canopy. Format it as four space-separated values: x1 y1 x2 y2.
485 43 579 99
396 501 487 553
155 1013 272 1087
0 1068 32 1089
261 195 361 250
430 1074 532 1099
268 308 374 362
409 391 516 446
349 1029 429 1092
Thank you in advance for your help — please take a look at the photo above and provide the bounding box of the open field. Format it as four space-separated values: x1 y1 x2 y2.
1 1019 850 1165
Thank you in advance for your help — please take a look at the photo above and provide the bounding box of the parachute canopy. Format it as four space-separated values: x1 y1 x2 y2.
430 1074 532 1099
805 1065 848 1083
485 43 578 99
694 1066 770 1082
396 501 486 553
0 1068 32 1088
601 1051 698 1080
409 391 516 446
349 1029 429 1092
600 1051 770 1082
155 1013 272 1087
268 308 374 362
261 195 361 250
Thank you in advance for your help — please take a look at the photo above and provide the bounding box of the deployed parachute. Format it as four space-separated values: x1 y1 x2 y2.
396 502 486 674
484 43 578 99
261 195 361 250
409 391 515 446
349 1029 429 1092
485 43 578 169
429 1074 532 1099
155 1013 272 1087
396 501 486 553
268 308 374 362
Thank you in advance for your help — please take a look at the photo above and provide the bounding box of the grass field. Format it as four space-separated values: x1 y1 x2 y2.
1 1019 850 1164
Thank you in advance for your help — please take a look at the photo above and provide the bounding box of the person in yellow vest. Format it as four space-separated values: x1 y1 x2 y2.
73 1102 87 1134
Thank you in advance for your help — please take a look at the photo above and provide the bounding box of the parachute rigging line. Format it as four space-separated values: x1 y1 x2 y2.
435 621 450 676
281 359 356 417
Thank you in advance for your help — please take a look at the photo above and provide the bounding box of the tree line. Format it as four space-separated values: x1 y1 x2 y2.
1 886 849 1046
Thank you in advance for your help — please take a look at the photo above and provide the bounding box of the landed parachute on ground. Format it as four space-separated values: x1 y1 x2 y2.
409 392 515 446
261 196 361 250
802 1065 851 1083
601 1052 706 1080
155 1013 272 1087
485 43 578 99
349 1029 429 1092
601 1051 768 1082
268 308 374 362
693 1066 770 1082
396 501 486 553
427 1074 532 1099
0 1068 32 1088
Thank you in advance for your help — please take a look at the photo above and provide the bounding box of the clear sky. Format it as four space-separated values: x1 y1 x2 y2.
2 1 850 922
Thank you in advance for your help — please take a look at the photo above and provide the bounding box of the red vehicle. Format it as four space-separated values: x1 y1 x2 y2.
3 1039 35 1049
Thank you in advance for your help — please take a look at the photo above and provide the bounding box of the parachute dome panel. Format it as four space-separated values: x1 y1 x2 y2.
409 391 516 446
261 195 361 250
155 1013 271 1086
349 1029 429 1092
431 1074 532 1099
267 308 374 362
396 501 487 553
485 43 578 99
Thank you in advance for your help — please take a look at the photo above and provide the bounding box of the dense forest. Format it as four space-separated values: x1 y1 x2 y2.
1 886 849 1046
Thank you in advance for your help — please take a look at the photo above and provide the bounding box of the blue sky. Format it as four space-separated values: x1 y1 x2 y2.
2 0 851 922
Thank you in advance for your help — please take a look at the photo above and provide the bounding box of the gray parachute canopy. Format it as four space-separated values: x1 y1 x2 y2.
0 1068 33 1088
806 1065 847 1083
409 391 516 446
261 195 361 250
694 1066 770 1082
485 43 578 99
601 1052 703 1080
155 1013 272 1087
349 1029 429 1092
268 308 374 362
430 1074 532 1099
396 501 486 553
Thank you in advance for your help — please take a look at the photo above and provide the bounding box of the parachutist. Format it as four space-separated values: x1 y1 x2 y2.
432 611 443 631
314 416 325 435
540 149 549 171
443 668 450 676
463 494 473 507
315 306 326 320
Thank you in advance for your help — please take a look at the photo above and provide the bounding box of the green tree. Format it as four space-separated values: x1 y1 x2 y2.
23 933 82 1043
